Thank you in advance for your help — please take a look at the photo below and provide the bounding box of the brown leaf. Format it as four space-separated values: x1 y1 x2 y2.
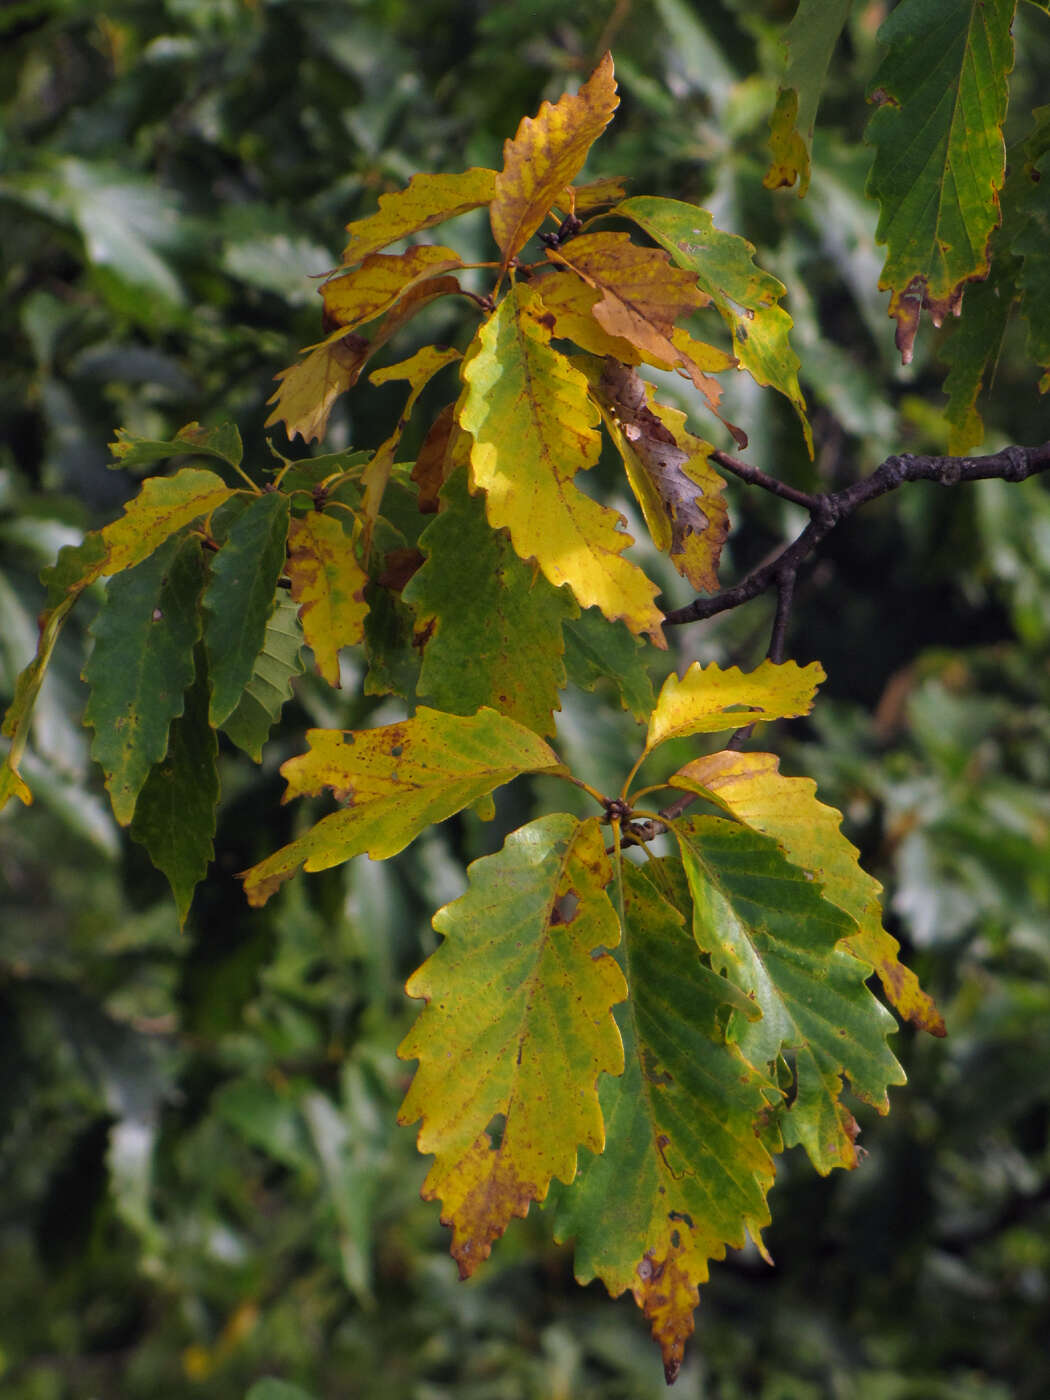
490 52 619 267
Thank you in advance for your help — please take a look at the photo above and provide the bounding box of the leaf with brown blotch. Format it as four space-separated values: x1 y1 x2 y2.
412 402 458 512
266 332 371 444
490 52 618 267
286 512 369 687
322 246 464 336
341 167 497 265
591 361 728 594
547 233 746 447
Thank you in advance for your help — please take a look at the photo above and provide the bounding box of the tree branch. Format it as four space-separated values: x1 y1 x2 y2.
666 441 1050 628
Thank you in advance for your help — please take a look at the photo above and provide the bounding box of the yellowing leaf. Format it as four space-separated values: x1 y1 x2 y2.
590 360 728 593
490 52 619 266
99 467 237 579
341 167 497 265
286 512 369 687
763 2 853 197
646 659 824 755
241 707 564 906
765 87 810 197
459 283 665 645
670 749 946 1036
557 174 628 215
865 0 1013 363
265 332 370 445
398 815 626 1278
554 859 776 1384
321 246 464 335
533 271 644 362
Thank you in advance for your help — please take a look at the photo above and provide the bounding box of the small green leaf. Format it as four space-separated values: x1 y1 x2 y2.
84 533 205 825
403 469 578 737
561 608 654 721
203 491 290 726
130 645 219 926
109 421 244 471
220 594 305 761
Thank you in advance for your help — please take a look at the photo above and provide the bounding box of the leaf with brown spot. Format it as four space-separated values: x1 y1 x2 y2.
286 512 369 687
490 52 619 267
399 815 626 1277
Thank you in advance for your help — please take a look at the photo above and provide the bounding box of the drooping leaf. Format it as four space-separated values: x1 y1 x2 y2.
341 167 497 265
614 196 811 452
561 608 655 722
220 594 305 761
203 491 290 727
265 332 371 445
589 360 728 592
286 511 368 687
398 814 626 1277
864 0 1014 364
84 533 204 825
676 817 905 1173
645 659 824 756
97 468 238 580
360 344 461 551
321 246 464 336
554 859 776 1385
459 283 665 645
764 0 853 197
109 421 243 472
669 749 946 1036
490 52 619 267
242 707 565 906
129 645 219 927
402 468 578 736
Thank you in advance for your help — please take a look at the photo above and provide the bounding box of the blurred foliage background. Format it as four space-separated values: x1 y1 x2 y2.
2 1 1049 1397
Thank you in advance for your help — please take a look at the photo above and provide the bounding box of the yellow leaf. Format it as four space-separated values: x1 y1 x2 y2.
646 659 824 754
241 706 564 906
764 86 810 197
533 270 645 362
398 815 626 1277
322 245 464 335
590 360 728 593
341 167 497 264
556 174 628 215
490 52 619 267
286 512 369 687
670 749 946 1036
265 332 370 445
459 283 665 645
100 468 237 576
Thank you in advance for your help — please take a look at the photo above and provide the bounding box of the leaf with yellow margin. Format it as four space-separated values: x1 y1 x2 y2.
645 659 824 755
676 817 906 1175
554 858 776 1384
614 196 811 453
286 512 369 687
341 167 497 265
241 706 564 906
588 360 728 593
459 283 665 645
98 468 238 579
669 749 946 1036
763 1 853 198
398 814 626 1279
490 52 619 267
321 246 464 335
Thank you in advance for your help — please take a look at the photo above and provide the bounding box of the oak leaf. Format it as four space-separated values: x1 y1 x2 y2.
646 659 824 755
286 512 369 687
341 167 497 264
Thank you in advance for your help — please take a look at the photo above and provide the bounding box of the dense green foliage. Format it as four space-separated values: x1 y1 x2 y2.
2 2 1050 1396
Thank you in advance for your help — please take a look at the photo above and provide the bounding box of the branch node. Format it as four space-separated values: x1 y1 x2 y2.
939 459 963 486
881 454 911 487
1002 445 1029 481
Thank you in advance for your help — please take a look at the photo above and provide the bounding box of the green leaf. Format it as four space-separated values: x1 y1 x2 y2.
109 421 244 472
561 608 655 722
203 491 290 726
459 283 665 644
245 1382 317 1400
1013 121 1050 390
614 196 811 452
403 468 578 737
669 749 945 1036
676 817 905 1174
939 252 1018 453
645 659 824 756
865 0 1014 363
129 645 219 926
98 467 239 580
84 533 205 825
242 707 565 906
398 814 626 1277
362 583 419 701
220 594 305 761
554 858 775 1385
764 0 853 197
